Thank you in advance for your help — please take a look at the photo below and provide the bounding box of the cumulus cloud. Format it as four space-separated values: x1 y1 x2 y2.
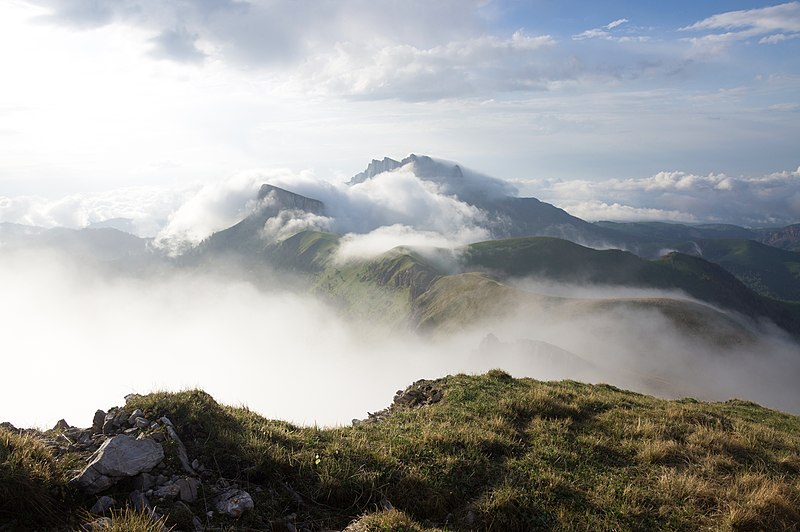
680 2 800 47
532 166 800 226
32 0 490 66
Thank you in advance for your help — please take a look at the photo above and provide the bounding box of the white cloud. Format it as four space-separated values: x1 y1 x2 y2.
298 32 557 101
606 19 628 30
532 166 800 226
681 2 800 47
0 187 190 237
572 18 647 43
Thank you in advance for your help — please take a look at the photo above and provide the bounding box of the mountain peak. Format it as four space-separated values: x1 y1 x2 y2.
348 154 466 186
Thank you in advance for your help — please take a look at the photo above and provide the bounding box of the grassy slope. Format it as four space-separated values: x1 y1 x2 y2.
462 237 800 337
4 374 800 530
673 239 800 301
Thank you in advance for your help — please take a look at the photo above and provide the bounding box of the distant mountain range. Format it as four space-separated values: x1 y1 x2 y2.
3 154 800 334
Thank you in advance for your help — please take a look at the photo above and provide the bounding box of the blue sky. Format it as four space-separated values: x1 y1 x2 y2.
0 0 798 227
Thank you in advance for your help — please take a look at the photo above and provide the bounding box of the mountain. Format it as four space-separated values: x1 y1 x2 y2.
4 375 800 530
348 154 627 247
671 238 800 302
760 223 800 252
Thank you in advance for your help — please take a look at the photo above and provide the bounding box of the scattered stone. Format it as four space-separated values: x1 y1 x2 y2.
135 417 150 429
89 495 114 515
0 421 18 432
215 489 254 518
53 419 70 431
160 417 197 475
129 490 150 512
128 409 145 426
124 393 141 404
102 413 116 435
92 410 106 433
191 458 201 470
192 516 204 531
72 435 164 494
154 483 181 500
132 472 156 491
176 477 200 503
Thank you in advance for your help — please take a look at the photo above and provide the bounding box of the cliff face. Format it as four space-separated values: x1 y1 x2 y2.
257 185 324 215
761 223 800 252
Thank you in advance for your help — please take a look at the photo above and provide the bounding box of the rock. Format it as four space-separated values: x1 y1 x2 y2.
72 435 164 494
128 409 145 426
92 410 106 433
89 495 114 515
177 477 200 503
0 421 18 432
129 490 150 512
53 419 70 431
132 472 156 491
192 516 204 531
135 417 150 429
102 413 116 434
154 483 181 500
160 416 197 475
215 489 254 518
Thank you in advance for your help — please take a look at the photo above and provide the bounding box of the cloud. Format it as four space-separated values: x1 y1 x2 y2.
149 27 206 63
336 223 489 262
680 2 800 47
532 166 800 226
572 18 647 43
606 19 628 30
298 32 558 101
31 0 491 66
0 187 190 237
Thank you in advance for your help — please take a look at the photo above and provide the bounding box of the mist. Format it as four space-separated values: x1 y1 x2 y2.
3 241 800 431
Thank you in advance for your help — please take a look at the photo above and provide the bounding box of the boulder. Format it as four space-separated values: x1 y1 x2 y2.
215 489 254 518
72 435 164 494
92 410 106 433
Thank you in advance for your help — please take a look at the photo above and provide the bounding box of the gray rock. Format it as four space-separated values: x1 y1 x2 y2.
102 413 116 435
132 472 156 491
160 416 197 475
72 435 164 494
53 419 70 431
129 490 150 512
89 495 114 515
192 516 204 532
176 477 200 503
154 483 181 500
135 417 150 429
92 410 106 433
215 489 254 518
128 409 144 425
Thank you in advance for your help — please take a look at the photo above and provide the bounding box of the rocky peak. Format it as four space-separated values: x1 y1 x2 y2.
257 184 324 215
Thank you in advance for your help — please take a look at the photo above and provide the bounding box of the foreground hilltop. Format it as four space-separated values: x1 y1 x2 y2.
2 373 799 531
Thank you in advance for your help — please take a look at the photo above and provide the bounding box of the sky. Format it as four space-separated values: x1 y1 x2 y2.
1 0 799 226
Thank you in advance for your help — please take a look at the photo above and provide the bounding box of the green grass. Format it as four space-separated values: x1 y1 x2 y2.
4 373 800 530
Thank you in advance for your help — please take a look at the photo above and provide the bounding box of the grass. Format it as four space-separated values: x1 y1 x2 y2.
3 372 799 530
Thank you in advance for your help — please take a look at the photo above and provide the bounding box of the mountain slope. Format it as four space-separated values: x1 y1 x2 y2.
673 238 800 301
461 236 800 337
4 375 800 530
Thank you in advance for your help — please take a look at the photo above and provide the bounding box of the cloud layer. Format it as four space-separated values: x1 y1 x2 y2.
530 166 800 226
